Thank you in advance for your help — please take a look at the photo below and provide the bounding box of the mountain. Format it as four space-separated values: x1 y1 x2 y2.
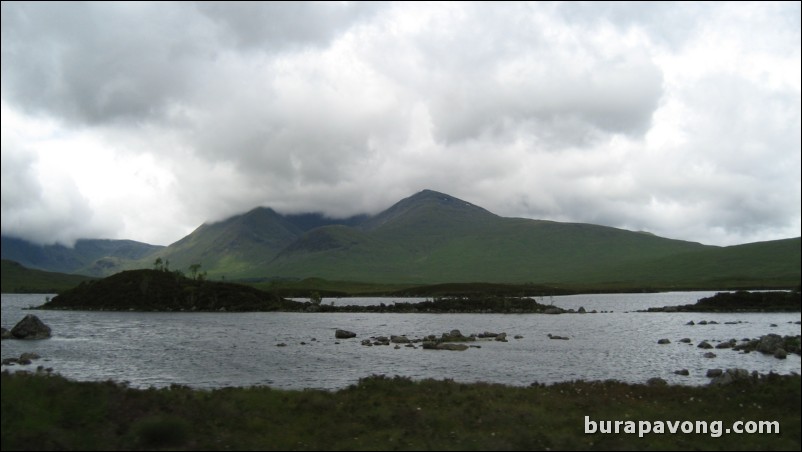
144 207 303 277
0 236 163 277
3 189 799 288
264 190 716 284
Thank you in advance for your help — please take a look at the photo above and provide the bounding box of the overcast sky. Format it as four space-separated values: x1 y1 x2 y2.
2 1 800 247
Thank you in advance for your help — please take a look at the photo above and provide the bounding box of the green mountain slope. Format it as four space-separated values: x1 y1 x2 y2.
3 190 799 288
141 207 303 277
592 237 802 289
1 260 96 293
0 237 163 276
263 191 717 284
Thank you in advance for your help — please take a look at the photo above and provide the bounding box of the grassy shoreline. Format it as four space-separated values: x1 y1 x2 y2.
2 371 799 451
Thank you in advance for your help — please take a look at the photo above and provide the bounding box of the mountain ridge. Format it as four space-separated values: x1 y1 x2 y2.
2 189 799 287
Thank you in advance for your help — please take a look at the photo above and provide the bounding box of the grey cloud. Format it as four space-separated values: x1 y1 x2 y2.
196 1 383 52
1 2 211 125
1 2 380 126
358 3 664 146
0 2 799 247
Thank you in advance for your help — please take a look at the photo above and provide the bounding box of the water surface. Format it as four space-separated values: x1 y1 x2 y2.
2 292 799 390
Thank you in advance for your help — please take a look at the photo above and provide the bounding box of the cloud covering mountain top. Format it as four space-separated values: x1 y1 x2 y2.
2 2 799 246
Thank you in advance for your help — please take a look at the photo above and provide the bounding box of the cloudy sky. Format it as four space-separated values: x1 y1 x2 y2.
2 2 800 247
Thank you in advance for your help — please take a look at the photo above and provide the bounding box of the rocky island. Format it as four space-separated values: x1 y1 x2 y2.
37 269 305 312
644 289 801 312
35 269 585 314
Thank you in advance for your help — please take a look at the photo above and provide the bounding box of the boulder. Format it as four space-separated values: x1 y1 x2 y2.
443 330 464 339
657 339 671 344
647 377 667 386
674 369 690 376
703 352 717 358
697 341 713 349
335 329 357 339
679 338 692 343
756 334 783 354
715 340 735 349
390 335 410 344
774 348 787 359
18 352 40 361
709 368 751 386
706 368 723 378
494 332 508 342
10 315 52 340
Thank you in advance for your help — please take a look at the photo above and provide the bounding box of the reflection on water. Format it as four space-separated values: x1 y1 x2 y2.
2 293 800 390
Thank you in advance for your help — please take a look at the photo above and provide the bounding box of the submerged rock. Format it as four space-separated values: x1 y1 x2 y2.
434 343 469 351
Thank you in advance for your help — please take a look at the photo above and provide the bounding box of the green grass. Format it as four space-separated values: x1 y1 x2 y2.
259 216 800 288
249 277 414 297
2 372 799 450
0 260 96 293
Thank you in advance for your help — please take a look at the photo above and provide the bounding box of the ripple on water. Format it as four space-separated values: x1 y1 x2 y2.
2 293 800 389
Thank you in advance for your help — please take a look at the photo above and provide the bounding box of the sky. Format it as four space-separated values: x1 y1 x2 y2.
2 1 800 248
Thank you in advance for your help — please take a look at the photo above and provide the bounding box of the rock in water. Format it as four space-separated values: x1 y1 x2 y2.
10 315 52 340
435 343 469 351
335 329 356 339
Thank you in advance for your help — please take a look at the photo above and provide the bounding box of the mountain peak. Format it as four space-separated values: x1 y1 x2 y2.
361 189 496 231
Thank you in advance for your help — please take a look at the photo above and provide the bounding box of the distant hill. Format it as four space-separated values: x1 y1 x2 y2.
1 260 96 293
0 237 163 276
3 190 800 289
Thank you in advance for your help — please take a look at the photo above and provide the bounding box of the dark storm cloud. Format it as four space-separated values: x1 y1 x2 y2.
0 1 380 126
